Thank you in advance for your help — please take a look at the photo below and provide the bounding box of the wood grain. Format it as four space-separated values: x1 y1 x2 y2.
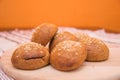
1 47 120 80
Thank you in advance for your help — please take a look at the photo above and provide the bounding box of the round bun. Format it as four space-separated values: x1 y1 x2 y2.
49 31 78 52
11 42 50 70
50 40 87 71
31 23 58 46
74 32 90 45
86 37 109 61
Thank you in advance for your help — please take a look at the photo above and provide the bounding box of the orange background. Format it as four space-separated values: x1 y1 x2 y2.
0 0 120 32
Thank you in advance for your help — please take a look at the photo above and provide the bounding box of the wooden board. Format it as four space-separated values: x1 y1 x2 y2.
1 47 120 80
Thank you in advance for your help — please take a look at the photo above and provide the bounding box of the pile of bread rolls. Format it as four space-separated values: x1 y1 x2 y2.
11 23 109 71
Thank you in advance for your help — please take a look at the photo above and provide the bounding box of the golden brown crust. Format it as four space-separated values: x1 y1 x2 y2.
49 31 78 52
74 32 90 45
31 23 58 46
11 42 50 70
85 37 109 61
50 40 87 71
75 32 109 62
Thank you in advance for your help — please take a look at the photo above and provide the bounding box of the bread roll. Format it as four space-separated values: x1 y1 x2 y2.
49 31 78 52
31 23 58 46
11 42 50 70
86 37 109 61
74 32 90 45
50 40 87 71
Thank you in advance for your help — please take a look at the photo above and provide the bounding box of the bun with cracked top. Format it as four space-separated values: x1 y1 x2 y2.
11 42 50 70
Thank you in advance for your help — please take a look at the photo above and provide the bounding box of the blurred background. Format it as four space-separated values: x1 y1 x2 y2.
0 0 120 32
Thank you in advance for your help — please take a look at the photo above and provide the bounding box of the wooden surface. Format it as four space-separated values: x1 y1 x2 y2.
1 47 120 80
